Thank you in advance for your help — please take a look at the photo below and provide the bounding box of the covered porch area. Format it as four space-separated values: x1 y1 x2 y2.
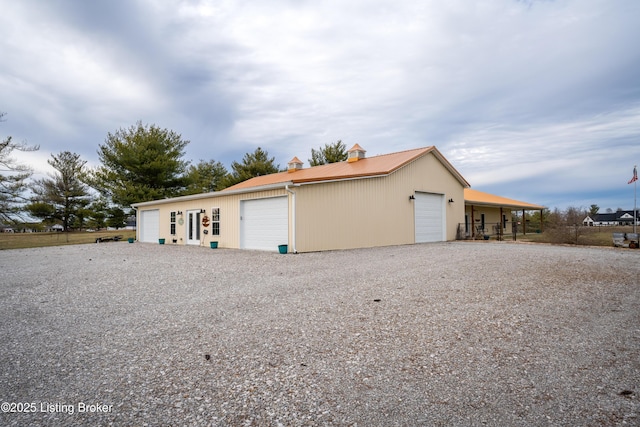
460 189 545 240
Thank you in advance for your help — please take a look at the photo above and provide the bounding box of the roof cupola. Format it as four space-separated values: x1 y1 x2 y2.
347 144 366 163
287 156 304 173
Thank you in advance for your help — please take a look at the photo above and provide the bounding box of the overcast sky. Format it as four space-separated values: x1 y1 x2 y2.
2 0 639 211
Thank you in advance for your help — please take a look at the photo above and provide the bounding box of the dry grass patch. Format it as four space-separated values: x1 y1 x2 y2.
0 230 136 250
519 225 638 247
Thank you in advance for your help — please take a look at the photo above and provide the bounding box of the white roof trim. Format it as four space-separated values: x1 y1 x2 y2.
131 182 292 208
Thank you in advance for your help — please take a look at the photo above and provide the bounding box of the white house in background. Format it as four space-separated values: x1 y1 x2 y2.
0 224 15 233
583 211 639 226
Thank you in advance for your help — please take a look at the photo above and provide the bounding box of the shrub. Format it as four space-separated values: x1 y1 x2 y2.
544 206 588 244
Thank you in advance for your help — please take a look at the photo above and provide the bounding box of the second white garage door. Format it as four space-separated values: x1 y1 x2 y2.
139 209 160 243
240 197 288 251
414 192 445 243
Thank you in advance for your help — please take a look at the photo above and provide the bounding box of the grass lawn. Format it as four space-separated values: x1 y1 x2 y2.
517 225 638 247
0 230 136 250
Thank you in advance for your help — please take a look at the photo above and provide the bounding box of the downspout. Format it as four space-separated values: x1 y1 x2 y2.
132 206 139 242
285 185 297 253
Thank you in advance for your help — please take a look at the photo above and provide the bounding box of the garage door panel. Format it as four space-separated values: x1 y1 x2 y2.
140 209 159 243
415 193 444 243
240 197 288 251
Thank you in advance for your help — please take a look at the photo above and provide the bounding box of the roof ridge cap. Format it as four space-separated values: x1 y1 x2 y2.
365 146 433 159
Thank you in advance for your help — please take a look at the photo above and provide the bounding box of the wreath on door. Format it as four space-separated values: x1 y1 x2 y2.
201 215 210 228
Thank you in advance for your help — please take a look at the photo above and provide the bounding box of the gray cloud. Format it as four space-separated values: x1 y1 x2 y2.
2 0 639 210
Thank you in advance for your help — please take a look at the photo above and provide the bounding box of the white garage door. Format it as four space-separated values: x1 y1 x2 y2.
414 192 445 243
140 209 160 243
240 197 288 251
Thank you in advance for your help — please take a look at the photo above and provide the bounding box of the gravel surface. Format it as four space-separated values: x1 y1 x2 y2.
0 241 639 426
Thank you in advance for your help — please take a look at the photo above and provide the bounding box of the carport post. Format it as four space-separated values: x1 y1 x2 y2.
522 209 526 235
471 205 475 238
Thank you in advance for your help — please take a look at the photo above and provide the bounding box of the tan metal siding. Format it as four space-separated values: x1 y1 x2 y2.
138 189 287 248
134 151 466 252
293 152 465 252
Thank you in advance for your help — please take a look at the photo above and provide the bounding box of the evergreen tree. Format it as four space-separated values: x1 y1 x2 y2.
86 198 109 230
308 140 348 166
185 159 228 194
0 112 39 222
93 121 190 207
106 207 127 229
28 151 91 231
219 147 279 188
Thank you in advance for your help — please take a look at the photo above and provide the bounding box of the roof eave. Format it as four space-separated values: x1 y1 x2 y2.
465 200 545 210
131 182 292 208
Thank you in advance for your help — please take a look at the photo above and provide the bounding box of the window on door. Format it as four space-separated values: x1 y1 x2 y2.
188 211 201 241
211 208 220 236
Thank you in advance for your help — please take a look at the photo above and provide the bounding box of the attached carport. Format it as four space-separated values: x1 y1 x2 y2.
464 189 545 239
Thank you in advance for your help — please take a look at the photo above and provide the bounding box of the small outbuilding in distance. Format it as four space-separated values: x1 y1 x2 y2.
132 144 543 252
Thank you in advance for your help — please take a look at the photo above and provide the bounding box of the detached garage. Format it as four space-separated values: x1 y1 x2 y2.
132 145 470 252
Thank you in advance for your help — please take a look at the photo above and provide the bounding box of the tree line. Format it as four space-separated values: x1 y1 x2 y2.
1 116 348 231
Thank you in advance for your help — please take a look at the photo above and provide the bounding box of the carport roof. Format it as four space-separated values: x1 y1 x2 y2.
223 146 470 191
465 189 545 210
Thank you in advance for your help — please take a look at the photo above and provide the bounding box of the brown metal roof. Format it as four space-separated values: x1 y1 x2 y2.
464 188 544 210
223 146 471 191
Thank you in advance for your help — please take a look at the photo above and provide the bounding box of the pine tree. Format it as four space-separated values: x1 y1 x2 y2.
92 121 190 207
219 147 280 188
28 151 91 231
308 140 348 166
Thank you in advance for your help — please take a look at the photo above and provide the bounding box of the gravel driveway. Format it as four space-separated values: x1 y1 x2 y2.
1 241 639 426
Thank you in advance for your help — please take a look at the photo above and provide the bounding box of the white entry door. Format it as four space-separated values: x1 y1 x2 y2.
186 210 201 245
414 192 445 243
